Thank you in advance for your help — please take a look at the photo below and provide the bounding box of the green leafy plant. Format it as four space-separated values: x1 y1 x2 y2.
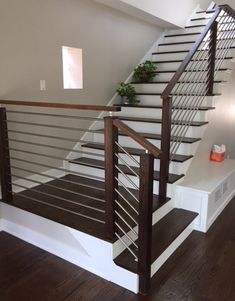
133 60 158 82
116 82 139 105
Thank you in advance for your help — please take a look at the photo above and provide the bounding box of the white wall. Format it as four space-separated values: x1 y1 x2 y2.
97 0 211 28
121 0 211 27
187 68 235 175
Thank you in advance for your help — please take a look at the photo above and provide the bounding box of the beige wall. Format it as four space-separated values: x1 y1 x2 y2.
0 0 163 179
0 0 162 104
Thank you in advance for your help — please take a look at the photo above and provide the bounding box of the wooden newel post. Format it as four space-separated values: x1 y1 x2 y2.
159 97 172 202
138 152 154 295
0 107 12 202
207 21 218 95
104 116 118 241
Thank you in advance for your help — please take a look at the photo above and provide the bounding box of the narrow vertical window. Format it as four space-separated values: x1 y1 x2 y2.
62 46 83 89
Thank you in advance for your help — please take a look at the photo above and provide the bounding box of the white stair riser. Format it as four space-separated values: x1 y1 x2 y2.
133 82 221 94
158 43 194 52
69 162 174 196
192 12 214 19
187 18 209 26
155 59 232 72
79 147 191 175
152 69 229 82
152 48 235 62
152 52 188 61
117 120 208 137
163 34 199 44
115 107 207 122
168 26 206 36
124 94 215 107
93 132 200 156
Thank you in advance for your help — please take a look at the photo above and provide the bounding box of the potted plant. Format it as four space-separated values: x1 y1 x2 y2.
133 60 158 82
116 82 139 105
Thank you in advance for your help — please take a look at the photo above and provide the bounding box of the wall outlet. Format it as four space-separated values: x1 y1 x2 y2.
40 80 46 91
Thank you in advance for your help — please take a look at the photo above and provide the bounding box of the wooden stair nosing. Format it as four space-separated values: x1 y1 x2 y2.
151 56 233 64
185 24 206 28
144 69 227 74
70 157 184 184
159 41 195 46
81 143 193 164
131 80 223 85
114 209 198 273
114 103 216 111
190 17 211 21
164 32 201 38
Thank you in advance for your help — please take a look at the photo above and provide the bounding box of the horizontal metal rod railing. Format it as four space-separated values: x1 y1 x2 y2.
11 188 104 223
10 156 105 182
12 174 105 208
11 165 105 192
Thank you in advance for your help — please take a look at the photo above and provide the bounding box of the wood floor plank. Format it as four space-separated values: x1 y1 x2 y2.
0 199 235 300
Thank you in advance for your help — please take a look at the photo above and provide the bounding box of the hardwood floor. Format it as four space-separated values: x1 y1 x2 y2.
1 199 235 301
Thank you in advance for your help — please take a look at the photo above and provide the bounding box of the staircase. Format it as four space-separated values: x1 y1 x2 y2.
0 3 235 296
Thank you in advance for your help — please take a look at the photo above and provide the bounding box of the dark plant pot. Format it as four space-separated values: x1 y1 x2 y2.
121 96 130 105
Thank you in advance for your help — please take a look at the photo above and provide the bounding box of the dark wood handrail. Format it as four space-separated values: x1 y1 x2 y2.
113 118 161 158
0 100 121 112
161 6 221 99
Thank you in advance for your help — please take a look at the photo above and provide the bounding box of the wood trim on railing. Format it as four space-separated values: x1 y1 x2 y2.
113 119 161 158
207 21 218 95
161 6 221 99
138 153 154 295
104 116 119 241
0 108 13 202
0 100 121 112
159 97 172 201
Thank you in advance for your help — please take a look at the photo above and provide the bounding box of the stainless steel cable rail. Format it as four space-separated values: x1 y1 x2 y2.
0 101 121 229
159 4 235 201
105 116 158 293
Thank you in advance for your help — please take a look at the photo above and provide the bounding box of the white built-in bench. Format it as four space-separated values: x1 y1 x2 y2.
175 159 235 233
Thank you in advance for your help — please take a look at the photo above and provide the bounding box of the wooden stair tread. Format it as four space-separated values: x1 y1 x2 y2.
136 68 227 73
185 24 206 28
11 174 170 242
114 209 198 273
153 50 189 55
115 103 215 111
190 17 210 21
82 143 192 163
96 128 201 144
115 115 208 127
71 157 184 184
131 81 223 85
164 32 201 37
152 56 232 64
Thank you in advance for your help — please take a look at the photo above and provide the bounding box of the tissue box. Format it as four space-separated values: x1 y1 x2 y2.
210 151 225 162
